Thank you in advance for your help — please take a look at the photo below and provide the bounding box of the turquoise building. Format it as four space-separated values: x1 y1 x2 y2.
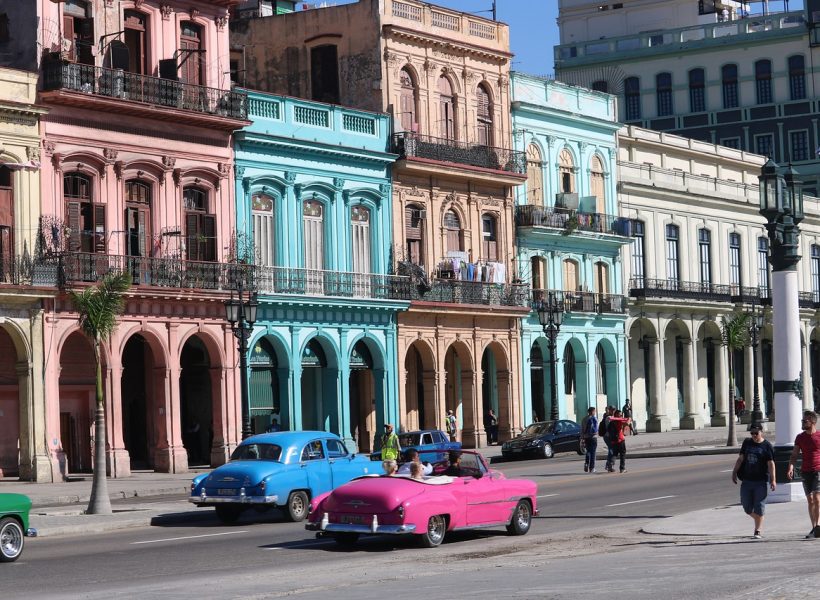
511 73 631 424
234 90 409 452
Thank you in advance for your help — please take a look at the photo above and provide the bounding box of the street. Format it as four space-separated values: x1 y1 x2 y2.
7 453 810 600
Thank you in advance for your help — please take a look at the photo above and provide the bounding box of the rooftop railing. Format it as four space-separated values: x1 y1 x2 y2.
42 60 248 120
392 132 526 174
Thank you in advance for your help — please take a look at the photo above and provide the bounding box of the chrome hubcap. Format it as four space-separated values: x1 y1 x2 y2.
516 503 530 529
291 495 305 515
428 515 445 544
1 523 22 558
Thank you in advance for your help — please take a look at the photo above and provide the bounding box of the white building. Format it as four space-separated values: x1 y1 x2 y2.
619 125 820 431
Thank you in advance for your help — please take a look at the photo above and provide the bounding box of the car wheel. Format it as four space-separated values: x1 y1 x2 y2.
0 517 25 562
506 500 532 536
214 504 242 525
334 533 359 548
286 491 309 522
542 442 554 459
418 514 447 548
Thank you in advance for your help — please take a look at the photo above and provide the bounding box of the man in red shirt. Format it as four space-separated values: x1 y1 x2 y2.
606 410 631 473
787 410 820 539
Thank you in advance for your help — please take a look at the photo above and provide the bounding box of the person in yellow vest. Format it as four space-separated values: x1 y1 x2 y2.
380 423 401 461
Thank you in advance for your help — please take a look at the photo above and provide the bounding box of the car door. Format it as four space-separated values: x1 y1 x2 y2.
462 454 505 525
300 439 332 496
552 421 574 453
325 438 363 487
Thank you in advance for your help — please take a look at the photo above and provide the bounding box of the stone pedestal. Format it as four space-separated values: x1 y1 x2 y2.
646 415 672 433
154 445 189 473
108 448 131 478
711 414 728 427
679 414 705 430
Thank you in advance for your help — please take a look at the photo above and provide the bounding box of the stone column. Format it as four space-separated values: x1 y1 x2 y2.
679 339 703 429
106 362 131 478
646 337 671 432
740 345 754 424
712 341 729 427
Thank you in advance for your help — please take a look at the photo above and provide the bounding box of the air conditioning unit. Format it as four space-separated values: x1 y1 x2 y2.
417 209 427 220
555 192 579 210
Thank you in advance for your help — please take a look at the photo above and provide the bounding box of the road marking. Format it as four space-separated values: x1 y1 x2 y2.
537 494 559 499
720 469 734 473
132 531 249 545
605 495 676 507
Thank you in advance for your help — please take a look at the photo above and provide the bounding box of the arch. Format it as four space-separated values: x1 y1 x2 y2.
56 324 111 368
0 323 30 478
528 340 546 423
176 327 225 368
404 339 437 431
117 324 169 368
121 159 165 183
443 340 475 445
247 175 289 198
59 151 107 177
561 337 588 423
443 208 464 253
594 337 619 407
299 333 341 434
438 74 457 140
299 332 341 370
58 330 100 473
663 319 692 424
347 332 387 371
179 335 213 466
480 341 510 444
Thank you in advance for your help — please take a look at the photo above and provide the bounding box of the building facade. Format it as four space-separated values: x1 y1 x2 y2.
1 0 250 481
555 0 820 195
231 0 530 447
234 89 408 453
619 125 820 431
511 73 630 426
0 67 50 480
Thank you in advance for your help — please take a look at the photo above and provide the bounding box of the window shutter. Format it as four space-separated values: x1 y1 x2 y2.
67 201 81 251
186 213 199 260
93 204 106 253
203 215 216 261
63 16 76 62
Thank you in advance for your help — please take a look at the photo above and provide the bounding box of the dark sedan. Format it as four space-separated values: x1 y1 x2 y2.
501 420 584 460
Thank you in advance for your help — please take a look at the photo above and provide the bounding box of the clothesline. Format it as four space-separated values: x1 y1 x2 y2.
436 258 506 284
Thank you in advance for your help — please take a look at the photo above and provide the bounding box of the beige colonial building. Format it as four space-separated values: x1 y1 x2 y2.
231 0 529 446
619 125 820 432
0 67 51 480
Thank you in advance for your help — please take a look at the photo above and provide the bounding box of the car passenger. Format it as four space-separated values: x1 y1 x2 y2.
382 459 398 476
410 462 425 480
397 448 433 476
444 451 463 477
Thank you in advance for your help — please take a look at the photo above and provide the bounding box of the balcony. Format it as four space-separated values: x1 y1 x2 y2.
41 61 248 129
412 278 529 307
256 266 411 301
391 132 526 181
531 289 627 315
630 278 733 303
515 205 631 237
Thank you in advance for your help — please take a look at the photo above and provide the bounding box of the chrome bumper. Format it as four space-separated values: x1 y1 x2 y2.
189 492 278 505
25 528 37 537
306 516 416 535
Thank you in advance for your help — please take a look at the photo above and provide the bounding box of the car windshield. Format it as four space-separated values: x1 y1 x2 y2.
230 443 282 462
523 422 554 436
398 433 421 447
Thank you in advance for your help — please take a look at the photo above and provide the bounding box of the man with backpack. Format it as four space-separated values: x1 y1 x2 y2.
599 405 614 471
581 407 598 473
607 410 632 473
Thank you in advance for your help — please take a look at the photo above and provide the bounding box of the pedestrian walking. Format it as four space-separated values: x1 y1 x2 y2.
732 422 776 539
484 408 499 445
445 410 458 442
581 407 598 473
379 423 401 461
787 410 820 539
599 406 614 471
623 399 637 435
606 410 631 473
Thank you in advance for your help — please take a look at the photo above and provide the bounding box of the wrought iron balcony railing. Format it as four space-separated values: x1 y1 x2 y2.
0 254 62 287
391 132 526 174
630 278 734 302
412 278 530 307
531 289 627 314
515 205 631 236
256 266 411 301
41 61 248 120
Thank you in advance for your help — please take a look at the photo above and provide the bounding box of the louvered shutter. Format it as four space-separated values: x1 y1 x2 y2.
203 215 216 261
186 213 199 261
67 202 81 251
63 16 76 62
93 204 106 253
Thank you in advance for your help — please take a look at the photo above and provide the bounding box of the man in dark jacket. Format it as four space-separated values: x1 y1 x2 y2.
581 407 598 473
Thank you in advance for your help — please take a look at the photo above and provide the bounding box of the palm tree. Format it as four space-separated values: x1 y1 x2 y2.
721 312 750 448
69 271 131 515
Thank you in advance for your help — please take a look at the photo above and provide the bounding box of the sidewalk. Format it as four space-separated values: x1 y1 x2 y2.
1 425 769 538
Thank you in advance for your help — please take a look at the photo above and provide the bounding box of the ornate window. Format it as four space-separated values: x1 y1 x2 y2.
303 199 324 271
438 76 456 140
444 209 463 253
481 213 497 261
184 186 215 261
399 69 418 132
64 172 104 253
558 149 575 194
526 144 543 205
125 179 151 258
351 205 371 274
179 21 203 86
594 261 609 295
123 10 148 74
666 224 680 286
590 155 605 213
476 83 493 146
252 192 275 267
404 203 424 266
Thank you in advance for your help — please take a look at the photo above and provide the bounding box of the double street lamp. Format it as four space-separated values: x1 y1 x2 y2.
758 159 804 500
224 279 259 440
536 292 564 421
748 304 765 424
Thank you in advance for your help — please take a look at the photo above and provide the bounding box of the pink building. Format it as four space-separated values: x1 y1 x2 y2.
27 0 248 480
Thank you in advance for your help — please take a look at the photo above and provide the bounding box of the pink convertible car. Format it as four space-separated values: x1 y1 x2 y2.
305 451 537 547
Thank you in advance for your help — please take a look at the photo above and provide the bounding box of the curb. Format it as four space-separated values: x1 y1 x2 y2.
31 508 212 538
489 443 738 463
30 485 189 508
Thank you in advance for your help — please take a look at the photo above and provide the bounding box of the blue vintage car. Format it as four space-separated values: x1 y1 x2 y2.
370 429 461 461
190 431 373 524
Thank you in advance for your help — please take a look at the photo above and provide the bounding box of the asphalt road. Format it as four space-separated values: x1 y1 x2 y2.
1 453 744 599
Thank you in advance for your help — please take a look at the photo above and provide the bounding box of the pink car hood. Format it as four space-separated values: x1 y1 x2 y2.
324 475 445 513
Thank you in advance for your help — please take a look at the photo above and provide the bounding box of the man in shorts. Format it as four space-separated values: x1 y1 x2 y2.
787 410 820 539
731 422 775 539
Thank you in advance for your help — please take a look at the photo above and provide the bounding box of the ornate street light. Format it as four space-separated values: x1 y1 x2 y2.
537 292 564 421
225 279 258 440
749 304 765 424
758 159 803 500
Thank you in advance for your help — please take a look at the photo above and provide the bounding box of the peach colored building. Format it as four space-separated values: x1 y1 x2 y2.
231 0 528 446
3 0 249 481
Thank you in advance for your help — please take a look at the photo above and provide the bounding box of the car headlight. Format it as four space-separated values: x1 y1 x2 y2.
528 439 542 447
397 505 405 520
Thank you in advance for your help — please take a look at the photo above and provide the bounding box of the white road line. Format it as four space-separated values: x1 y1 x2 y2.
132 531 249 545
605 495 676 508
720 469 734 473
537 494 559 499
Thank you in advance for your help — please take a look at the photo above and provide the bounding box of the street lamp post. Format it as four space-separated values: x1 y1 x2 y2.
224 280 259 440
537 292 564 421
749 304 764 424
758 159 804 501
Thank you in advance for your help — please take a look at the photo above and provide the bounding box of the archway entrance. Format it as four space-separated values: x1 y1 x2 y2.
0 328 20 476
529 342 545 423
180 336 212 467
444 343 474 445
300 338 338 433
121 335 157 470
563 340 589 423
349 340 375 452
481 343 510 443
58 331 98 473
249 337 279 435
404 342 436 431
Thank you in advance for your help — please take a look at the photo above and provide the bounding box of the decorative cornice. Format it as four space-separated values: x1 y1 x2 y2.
160 4 173 19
